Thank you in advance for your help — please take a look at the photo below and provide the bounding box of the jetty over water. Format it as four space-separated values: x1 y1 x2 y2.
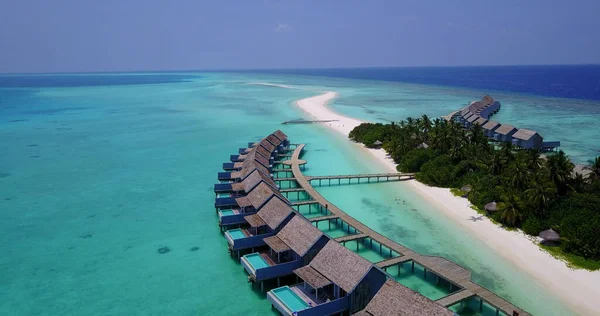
213 131 529 316
288 144 530 316
446 95 560 152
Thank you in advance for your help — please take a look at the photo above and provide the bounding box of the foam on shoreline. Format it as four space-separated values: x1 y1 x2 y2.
295 91 600 315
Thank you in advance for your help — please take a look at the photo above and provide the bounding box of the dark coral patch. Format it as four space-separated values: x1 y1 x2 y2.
158 247 171 254
189 246 199 252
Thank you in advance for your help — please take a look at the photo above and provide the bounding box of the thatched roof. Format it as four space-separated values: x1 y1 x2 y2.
230 161 270 180
494 124 517 135
259 139 276 153
273 130 288 141
460 107 470 116
539 229 560 241
309 241 373 293
463 112 474 120
572 164 592 178
256 197 294 230
294 265 332 289
239 150 270 169
263 235 291 253
357 279 453 316
266 134 282 147
255 145 272 160
484 201 497 212
512 129 540 141
235 182 280 209
231 169 277 193
482 120 500 130
373 140 383 146
244 213 266 228
277 216 324 256
460 185 472 193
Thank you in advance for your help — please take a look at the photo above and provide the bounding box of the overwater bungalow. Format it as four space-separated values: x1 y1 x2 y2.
493 124 517 142
225 196 295 253
460 112 474 125
259 138 277 155
465 115 480 128
267 241 387 316
232 141 275 163
214 168 278 197
266 134 284 150
511 129 543 150
482 120 501 138
354 279 453 316
273 130 290 147
218 160 271 182
241 216 329 287
217 182 286 227
235 150 272 170
473 116 488 127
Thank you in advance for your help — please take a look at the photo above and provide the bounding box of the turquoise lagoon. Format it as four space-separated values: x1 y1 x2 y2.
1 71 594 315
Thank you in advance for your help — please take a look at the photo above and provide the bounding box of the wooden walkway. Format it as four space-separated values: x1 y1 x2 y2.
334 233 368 243
436 290 475 307
306 173 414 186
288 144 530 316
308 215 339 223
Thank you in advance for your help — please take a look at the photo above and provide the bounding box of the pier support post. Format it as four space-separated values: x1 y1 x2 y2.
261 281 264 292
479 297 483 312
412 261 415 273
424 268 427 279
277 277 280 287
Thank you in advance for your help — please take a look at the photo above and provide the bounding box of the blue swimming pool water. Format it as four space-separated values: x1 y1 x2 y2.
227 229 246 240
272 286 310 312
219 210 234 216
245 253 270 270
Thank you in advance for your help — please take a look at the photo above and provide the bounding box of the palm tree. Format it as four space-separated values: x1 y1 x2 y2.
525 150 542 171
547 150 574 195
584 156 600 183
489 152 504 175
508 159 530 189
569 173 587 193
499 142 514 163
525 177 556 217
497 193 523 226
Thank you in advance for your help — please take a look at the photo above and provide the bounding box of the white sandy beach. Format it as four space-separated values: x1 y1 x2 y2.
296 91 600 315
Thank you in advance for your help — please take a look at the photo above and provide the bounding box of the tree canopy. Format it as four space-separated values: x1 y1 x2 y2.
349 117 600 261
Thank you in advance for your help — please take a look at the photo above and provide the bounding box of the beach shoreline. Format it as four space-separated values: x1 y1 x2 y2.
295 91 600 315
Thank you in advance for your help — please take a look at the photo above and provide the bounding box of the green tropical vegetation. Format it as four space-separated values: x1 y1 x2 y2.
349 116 600 268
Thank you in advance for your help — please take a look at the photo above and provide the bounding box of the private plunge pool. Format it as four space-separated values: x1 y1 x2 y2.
244 253 270 270
270 286 310 313
225 228 247 240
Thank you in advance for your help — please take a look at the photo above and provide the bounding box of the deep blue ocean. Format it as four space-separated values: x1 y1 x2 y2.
247 64 600 101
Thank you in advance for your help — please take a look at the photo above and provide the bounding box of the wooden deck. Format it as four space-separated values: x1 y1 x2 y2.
288 144 530 316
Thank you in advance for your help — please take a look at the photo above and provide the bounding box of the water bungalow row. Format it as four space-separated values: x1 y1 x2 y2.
211 131 467 316
447 95 560 151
